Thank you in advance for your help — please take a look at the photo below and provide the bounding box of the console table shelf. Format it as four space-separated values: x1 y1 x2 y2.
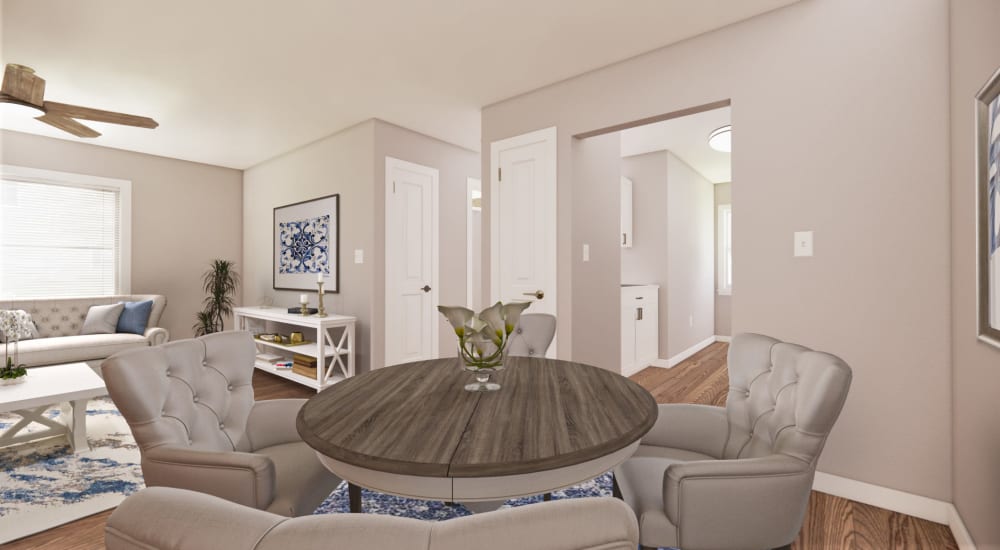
234 306 356 392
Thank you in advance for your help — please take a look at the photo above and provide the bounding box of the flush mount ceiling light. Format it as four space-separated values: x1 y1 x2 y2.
708 125 731 152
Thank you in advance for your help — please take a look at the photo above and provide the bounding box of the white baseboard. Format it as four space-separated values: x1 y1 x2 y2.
715 334 731 343
949 504 977 550
813 472 976 548
645 335 728 370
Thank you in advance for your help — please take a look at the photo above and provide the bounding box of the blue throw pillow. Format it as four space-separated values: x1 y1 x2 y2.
116 300 154 335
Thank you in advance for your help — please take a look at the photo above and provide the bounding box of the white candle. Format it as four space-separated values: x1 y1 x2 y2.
317 272 324 283
299 294 308 304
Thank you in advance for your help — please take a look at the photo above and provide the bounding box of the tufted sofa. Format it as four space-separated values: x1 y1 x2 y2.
106 487 639 550
613 332 853 550
101 331 340 517
0 294 168 368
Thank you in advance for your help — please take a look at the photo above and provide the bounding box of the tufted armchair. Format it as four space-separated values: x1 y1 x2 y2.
613 333 852 550
507 313 556 358
102 331 341 517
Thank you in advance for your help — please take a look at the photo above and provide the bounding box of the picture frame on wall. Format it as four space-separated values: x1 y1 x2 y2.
273 194 339 292
976 65 1000 348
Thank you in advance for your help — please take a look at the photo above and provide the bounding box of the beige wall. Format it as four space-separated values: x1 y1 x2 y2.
714 182 732 337
950 0 1000 545
482 0 951 499
571 132 622 371
666 152 715 356
622 152 670 357
372 120 480 368
242 119 477 374
242 121 376 372
0 130 243 341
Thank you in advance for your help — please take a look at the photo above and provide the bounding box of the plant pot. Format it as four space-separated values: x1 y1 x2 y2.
0 376 27 386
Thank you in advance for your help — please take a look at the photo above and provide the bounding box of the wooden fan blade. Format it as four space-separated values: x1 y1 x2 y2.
44 101 158 129
35 114 101 138
1 64 45 106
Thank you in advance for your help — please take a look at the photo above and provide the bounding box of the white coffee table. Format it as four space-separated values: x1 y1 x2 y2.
0 362 107 452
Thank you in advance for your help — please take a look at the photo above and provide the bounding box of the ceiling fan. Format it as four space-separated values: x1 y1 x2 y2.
0 63 158 138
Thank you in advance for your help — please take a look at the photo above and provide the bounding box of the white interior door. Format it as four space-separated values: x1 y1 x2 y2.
490 127 557 357
385 157 439 366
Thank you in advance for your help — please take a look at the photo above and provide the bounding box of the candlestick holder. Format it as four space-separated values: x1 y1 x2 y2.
316 281 328 317
299 299 309 316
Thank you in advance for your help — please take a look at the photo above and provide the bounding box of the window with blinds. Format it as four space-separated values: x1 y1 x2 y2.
0 167 130 299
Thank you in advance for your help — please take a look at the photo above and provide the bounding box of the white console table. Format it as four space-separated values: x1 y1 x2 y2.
233 306 356 392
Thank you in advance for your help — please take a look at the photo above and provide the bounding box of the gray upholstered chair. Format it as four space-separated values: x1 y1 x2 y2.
106 487 639 550
102 330 341 517
507 313 556 357
614 333 852 550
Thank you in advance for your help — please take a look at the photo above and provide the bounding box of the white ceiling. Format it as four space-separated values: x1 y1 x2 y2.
620 106 731 183
0 0 796 169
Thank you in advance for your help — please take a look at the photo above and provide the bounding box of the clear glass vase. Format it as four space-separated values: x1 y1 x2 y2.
463 364 504 392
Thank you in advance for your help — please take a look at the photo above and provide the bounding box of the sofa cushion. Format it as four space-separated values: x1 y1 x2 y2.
82 303 125 335
18 333 149 367
117 300 154 335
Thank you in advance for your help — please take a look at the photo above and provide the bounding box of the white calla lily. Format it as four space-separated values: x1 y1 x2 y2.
501 301 531 334
478 302 506 342
437 306 474 338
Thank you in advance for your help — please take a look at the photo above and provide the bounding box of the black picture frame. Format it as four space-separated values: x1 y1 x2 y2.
273 194 340 292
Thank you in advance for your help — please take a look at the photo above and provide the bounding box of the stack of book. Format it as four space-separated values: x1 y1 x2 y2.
291 353 318 378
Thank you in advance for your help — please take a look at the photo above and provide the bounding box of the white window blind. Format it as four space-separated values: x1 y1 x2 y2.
718 204 732 295
0 167 130 299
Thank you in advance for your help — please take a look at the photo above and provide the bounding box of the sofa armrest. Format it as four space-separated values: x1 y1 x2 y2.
142 445 275 510
246 398 307 451
143 326 169 346
664 455 813 549
106 487 285 550
641 403 728 458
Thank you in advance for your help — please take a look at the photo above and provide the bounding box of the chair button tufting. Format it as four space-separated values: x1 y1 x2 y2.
528 349 535 355
188 439 193 445
516 328 523 334
219 423 225 429
227 385 233 391
193 396 199 403
165 369 170 376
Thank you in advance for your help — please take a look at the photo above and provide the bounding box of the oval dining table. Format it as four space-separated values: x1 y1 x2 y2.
296 356 658 512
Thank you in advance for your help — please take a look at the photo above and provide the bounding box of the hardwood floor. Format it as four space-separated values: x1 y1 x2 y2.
6 346 957 549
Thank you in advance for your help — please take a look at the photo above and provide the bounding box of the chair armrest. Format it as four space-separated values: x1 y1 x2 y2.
246 398 307 451
641 403 728 458
106 487 285 550
664 455 814 550
142 445 275 510
143 326 169 346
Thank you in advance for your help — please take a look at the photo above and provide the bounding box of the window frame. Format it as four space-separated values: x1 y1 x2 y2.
0 164 132 297
717 203 732 296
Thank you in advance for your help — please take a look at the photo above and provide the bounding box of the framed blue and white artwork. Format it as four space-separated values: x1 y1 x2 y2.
273 194 339 292
977 66 1000 348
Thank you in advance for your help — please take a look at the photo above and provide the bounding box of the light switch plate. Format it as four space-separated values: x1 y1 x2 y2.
354 249 364 264
582 244 590 262
794 231 814 257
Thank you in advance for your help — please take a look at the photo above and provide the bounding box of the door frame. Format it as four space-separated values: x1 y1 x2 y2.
489 126 557 354
467 176 482 310
384 156 440 364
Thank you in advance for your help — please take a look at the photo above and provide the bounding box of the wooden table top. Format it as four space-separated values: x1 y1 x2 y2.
296 356 658 478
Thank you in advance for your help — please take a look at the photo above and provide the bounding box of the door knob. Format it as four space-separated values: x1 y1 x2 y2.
421 285 432 293
522 290 545 300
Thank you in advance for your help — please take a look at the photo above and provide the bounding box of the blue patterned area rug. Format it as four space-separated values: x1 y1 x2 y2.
0 397 143 544
315 474 614 519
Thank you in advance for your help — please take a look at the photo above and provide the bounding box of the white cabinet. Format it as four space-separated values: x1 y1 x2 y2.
621 176 633 248
621 285 659 376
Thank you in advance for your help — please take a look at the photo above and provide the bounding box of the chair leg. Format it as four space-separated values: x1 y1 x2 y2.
348 482 363 513
611 472 623 500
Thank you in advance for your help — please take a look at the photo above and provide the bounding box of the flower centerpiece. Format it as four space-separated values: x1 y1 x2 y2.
438 301 531 392
0 310 31 386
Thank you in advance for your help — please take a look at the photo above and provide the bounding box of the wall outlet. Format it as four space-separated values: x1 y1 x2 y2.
689 314 694 327
794 231 814 257
354 249 364 264
582 244 590 262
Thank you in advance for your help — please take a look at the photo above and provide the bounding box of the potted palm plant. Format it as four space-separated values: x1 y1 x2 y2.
194 259 240 336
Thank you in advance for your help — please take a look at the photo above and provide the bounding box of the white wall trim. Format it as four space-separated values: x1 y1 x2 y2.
715 335 731 343
648 336 717 369
812 472 976 547
949 504 977 550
